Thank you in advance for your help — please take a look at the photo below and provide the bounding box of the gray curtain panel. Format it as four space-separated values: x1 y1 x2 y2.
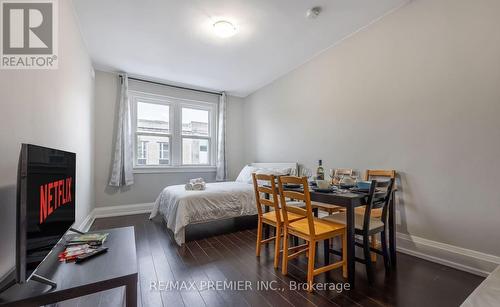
109 73 134 187
216 92 227 181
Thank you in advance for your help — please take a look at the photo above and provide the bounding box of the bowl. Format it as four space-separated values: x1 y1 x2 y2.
315 179 330 190
356 181 372 190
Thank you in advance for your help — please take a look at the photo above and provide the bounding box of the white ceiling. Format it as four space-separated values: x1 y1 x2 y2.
73 0 407 97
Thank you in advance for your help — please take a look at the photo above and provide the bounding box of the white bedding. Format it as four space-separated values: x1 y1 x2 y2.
149 181 256 245
461 265 500 307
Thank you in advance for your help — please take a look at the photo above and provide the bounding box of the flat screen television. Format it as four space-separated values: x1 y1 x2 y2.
16 144 76 284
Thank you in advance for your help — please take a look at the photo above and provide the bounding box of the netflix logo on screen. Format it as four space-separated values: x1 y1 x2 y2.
39 177 73 224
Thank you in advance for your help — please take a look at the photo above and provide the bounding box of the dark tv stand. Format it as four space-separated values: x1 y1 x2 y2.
0 227 138 307
25 227 87 288
29 274 56 288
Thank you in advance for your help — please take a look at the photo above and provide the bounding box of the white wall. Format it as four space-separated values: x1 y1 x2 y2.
0 1 95 281
243 0 500 261
93 70 245 207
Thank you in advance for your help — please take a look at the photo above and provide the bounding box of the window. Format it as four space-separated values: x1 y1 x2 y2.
135 100 171 167
137 141 147 165
131 91 217 170
182 138 209 165
181 107 210 165
159 142 169 165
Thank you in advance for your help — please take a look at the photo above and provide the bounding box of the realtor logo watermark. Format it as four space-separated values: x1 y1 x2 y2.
1 0 58 69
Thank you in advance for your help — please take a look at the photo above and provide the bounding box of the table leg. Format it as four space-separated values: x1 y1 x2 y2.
125 275 138 307
346 205 356 288
324 239 330 265
389 191 397 268
313 207 319 217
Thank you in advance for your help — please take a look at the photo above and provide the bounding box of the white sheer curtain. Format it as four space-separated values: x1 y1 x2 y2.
215 92 227 181
109 73 134 187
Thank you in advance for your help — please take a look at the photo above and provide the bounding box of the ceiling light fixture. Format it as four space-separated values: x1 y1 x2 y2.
306 6 322 19
213 20 237 38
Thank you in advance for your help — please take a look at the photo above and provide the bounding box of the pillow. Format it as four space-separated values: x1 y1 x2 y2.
254 167 293 186
237 165 294 184
255 167 292 177
235 165 258 183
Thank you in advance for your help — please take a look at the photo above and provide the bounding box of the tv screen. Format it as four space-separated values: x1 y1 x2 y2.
17 144 76 281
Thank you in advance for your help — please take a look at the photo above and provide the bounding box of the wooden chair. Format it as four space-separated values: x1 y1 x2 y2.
356 170 396 261
322 178 395 284
278 176 347 292
252 173 304 268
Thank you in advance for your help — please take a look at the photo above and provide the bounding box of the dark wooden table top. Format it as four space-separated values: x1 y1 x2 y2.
282 186 385 207
0 226 137 306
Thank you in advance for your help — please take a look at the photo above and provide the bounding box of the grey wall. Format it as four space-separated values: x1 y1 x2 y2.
93 71 245 207
242 0 500 256
0 1 95 281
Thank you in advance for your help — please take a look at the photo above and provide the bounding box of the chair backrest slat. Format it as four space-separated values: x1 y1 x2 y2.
364 169 396 181
282 190 307 201
278 176 315 236
335 168 353 176
375 180 392 189
279 176 304 185
259 198 275 207
257 186 274 195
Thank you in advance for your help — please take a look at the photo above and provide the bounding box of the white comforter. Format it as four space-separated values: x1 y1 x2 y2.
461 265 500 307
149 181 256 245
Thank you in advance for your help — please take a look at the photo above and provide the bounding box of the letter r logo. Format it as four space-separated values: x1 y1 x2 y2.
2 1 53 54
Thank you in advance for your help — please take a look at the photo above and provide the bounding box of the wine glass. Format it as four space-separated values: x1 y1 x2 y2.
329 169 335 185
301 167 312 179
351 171 360 185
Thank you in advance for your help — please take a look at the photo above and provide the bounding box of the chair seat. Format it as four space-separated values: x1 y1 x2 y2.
322 212 384 231
288 218 345 236
354 207 382 218
311 201 343 213
262 210 303 224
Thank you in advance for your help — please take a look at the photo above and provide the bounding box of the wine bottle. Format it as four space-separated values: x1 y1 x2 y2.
316 160 325 180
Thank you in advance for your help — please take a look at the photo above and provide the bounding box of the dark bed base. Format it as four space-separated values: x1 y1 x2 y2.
185 214 258 242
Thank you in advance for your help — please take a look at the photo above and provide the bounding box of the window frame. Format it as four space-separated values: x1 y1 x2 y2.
158 141 170 165
180 103 214 166
137 140 147 165
130 90 217 172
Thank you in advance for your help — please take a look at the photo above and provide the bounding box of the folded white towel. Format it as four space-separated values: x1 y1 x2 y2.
185 179 206 191
192 182 206 190
189 178 205 184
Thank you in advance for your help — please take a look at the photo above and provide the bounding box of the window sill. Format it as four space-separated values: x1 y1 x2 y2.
133 166 217 174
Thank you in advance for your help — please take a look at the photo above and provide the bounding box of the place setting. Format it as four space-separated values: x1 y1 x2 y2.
306 168 373 195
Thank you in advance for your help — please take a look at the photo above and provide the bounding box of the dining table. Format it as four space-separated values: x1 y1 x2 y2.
264 186 397 288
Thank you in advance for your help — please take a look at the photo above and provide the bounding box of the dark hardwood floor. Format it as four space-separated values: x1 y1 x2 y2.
58 214 483 307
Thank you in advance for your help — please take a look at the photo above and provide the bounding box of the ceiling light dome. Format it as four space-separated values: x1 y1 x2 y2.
306 6 322 19
213 20 237 38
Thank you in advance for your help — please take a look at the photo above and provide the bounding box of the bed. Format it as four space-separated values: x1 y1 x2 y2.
149 162 298 245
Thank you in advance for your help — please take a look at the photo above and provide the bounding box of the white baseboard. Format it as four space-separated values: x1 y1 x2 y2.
93 202 155 218
397 233 500 277
77 203 499 277
76 203 154 232
78 212 96 232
